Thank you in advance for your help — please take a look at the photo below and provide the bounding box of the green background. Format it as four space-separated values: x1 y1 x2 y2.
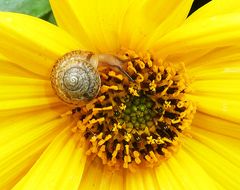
0 0 55 24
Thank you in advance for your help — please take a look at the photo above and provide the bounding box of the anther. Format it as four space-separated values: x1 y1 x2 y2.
72 49 194 170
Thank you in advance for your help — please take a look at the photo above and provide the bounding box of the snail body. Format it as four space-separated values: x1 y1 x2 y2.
51 50 132 106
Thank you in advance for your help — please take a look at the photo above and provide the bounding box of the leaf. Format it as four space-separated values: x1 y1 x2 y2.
41 11 57 25
0 0 51 18
47 12 56 25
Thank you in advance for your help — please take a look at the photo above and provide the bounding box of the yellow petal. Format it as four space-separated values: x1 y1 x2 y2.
192 112 240 138
50 0 193 52
155 149 218 190
0 76 54 99
0 54 41 79
154 161 180 190
183 132 240 189
98 167 123 190
50 0 133 52
126 168 159 190
0 76 68 117
138 0 193 50
185 46 240 122
0 96 61 111
0 12 82 77
188 64 240 80
0 102 68 118
78 159 103 189
190 80 240 96
0 105 68 137
13 127 87 190
188 94 240 124
151 13 240 58
187 0 240 22
191 127 240 166
0 107 70 189
79 159 123 190
185 46 240 79
120 0 193 51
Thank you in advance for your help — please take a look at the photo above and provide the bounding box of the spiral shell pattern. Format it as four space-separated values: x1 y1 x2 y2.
51 51 101 105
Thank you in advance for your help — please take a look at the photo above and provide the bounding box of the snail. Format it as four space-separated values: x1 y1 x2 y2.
51 50 133 105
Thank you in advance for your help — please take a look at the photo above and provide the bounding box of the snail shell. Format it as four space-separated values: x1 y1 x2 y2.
51 51 101 105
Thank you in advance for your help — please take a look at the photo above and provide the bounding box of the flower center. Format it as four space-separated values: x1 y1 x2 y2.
54 49 195 170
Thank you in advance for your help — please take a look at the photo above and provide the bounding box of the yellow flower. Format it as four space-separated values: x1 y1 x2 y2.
0 0 240 189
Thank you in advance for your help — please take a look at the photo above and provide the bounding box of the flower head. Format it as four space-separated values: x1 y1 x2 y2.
0 0 240 189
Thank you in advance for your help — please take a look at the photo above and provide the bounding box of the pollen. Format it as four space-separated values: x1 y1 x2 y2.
71 49 195 170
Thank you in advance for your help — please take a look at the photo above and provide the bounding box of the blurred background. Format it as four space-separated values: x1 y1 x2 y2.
188 0 211 15
0 0 212 25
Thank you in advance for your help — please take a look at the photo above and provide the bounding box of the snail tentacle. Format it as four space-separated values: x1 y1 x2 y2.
98 54 134 82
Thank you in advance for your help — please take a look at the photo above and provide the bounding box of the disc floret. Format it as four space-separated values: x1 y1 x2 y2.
70 49 194 170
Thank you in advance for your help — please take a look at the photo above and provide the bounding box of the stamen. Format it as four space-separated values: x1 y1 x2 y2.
100 85 119 93
93 106 113 111
71 49 194 170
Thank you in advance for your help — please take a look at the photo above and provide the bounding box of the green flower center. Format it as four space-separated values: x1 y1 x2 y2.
118 95 155 125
